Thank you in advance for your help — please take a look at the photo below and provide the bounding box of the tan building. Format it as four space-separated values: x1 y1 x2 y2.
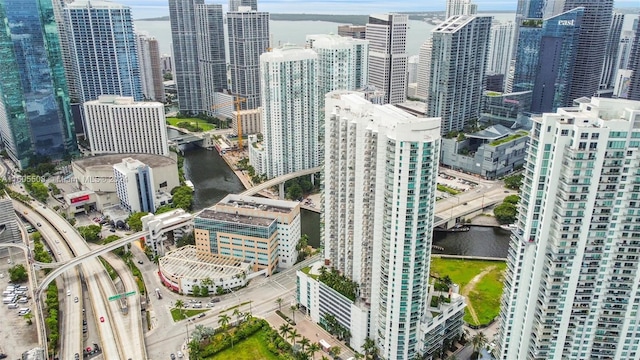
232 108 262 137
194 195 301 276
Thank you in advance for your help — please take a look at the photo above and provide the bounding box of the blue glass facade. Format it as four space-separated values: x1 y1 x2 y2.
65 2 142 103
513 8 583 113
136 165 154 213
0 0 77 168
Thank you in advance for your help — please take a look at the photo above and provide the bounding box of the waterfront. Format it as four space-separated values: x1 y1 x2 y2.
433 226 510 258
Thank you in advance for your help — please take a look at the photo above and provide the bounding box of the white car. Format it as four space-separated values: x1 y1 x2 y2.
67 290 71 296
177 351 183 358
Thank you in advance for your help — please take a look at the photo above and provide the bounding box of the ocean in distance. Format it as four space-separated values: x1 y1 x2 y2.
134 12 516 58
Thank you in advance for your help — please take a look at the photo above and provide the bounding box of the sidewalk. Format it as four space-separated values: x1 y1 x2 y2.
265 311 355 360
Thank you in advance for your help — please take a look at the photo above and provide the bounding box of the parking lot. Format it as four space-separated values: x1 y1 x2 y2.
0 252 39 359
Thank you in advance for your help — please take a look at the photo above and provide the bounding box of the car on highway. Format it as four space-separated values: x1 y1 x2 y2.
177 351 184 358
66 290 71 296
75 353 79 360
138 260 143 264
74 296 78 303
100 316 105 323
197 313 205 318
170 354 176 360
36 222 41 227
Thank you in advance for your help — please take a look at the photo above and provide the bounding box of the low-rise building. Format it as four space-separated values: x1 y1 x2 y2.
247 134 266 176
194 195 301 275
440 124 528 179
232 108 262 136
158 245 252 294
480 90 532 129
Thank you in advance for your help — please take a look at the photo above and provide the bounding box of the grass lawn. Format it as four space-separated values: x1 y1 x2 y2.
207 328 281 360
437 184 461 195
430 257 507 326
170 308 207 321
166 117 215 132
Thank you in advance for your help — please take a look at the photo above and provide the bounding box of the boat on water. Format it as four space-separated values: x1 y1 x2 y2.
434 224 470 233
500 223 518 231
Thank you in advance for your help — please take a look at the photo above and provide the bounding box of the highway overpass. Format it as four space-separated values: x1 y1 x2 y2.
241 166 322 198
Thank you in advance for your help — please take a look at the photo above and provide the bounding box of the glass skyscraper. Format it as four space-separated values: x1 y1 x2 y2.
64 0 143 104
0 0 77 168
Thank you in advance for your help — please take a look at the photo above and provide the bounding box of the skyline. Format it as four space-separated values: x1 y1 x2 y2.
120 0 639 19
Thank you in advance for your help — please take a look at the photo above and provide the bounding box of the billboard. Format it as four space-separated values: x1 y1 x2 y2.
70 194 90 204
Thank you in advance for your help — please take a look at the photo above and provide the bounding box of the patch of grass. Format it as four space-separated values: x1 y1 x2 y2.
430 257 506 326
167 117 215 131
221 301 252 313
99 257 118 280
437 184 461 195
489 131 528 146
128 262 146 296
207 328 282 360
170 308 207 321
300 266 319 280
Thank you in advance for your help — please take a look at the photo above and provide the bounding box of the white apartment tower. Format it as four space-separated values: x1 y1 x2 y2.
84 95 169 156
323 91 453 359
366 14 408 105
487 21 515 78
137 33 166 102
416 39 432 101
260 46 318 179
228 8 270 110
427 15 492 134
497 98 640 360
446 0 478 18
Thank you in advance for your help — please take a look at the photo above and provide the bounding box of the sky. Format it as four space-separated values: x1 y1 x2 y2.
120 0 640 19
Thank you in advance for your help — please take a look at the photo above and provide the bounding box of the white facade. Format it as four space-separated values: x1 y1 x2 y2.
260 46 318 179
84 95 169 156
366 14 408 105
445 0 478 18
487 21 515 78
407 55 419 84
306 34 369 95
416 39 432 101
113 158 157 213
322 91 457 359
232 108 262 136
497 98 640 360
427 15 492 134
247 134 266 176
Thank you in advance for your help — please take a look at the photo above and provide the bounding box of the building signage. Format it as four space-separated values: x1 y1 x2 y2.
70 194 90 203
558 20 574 26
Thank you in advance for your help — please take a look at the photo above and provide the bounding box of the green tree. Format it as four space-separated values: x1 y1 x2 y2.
504 174 524 190
175 299 185 318
192 285 200 296
8 264 28 282
78 225 102 242
200 286 209 297
471 332 488 359
504 194 520 204
308 343 321 359
171 186 194 210
286 183 303 200
233 308 242 326
493 202 518 224
24 181 49 202
127 212 149 231
276 297 283 312
24 312 33 325
328 346 341 359
218 313 230 332
363 337 377 360
290 304 297 324
279 323 292 339
289 328 300 346
299 337 310 353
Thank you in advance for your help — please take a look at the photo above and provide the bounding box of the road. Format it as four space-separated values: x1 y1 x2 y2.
144 255 320 359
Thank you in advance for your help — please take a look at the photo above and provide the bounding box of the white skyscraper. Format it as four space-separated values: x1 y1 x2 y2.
427 15 492 134
313 91 465 360
260 46 318 179
228 0 256 11
416 39 432 101
84 95 169 156
446 0 477 18
497 97 640 360
366 14 408 105
137 33 166 102
486 21 515 77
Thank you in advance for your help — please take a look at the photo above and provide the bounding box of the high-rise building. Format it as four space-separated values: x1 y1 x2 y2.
416 39 432 101
497 97 640 360
52 0 78 101
0 0 77 168
487 21 515 78
511 8 584 113
168 0 226 114
306 34 369 96
366 14 408 105
407 55 419 84
228 0 256 11
446 0 477 18
227 8 270 110
427 15 492 134
628 25 640 101
64 0 143 103
260 46 318 179
337 24 367 39
306 91 464 360
562 0 614 102
600 12 624 90
83 96 169 156
114 158 157 213
137 33 166 103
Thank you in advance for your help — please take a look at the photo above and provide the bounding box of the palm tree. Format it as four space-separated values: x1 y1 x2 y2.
471 332 488 359
175 299 185 319
24 312 33 325
276 297 283 312
233 308 242 326
354 353 364 360
299 337 310 353
152 254 160 265
201 277 213 292
218 314 231 332
328 346 341 359
308 343 321 359
446 355 458 360
188 339 201 359
243 311 252 323
363 337 377 360
290 304 297 323
289 328 300 346
279 323 292 339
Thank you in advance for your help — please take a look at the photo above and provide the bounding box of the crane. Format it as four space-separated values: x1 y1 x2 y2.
211 95 247 150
